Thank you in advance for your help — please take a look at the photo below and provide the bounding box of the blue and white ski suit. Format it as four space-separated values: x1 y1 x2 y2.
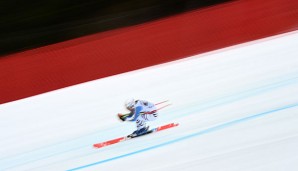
126 100 158 130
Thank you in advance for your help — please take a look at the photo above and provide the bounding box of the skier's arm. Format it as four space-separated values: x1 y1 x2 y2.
126 106 143 121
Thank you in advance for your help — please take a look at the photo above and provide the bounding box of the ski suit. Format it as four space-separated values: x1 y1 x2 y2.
126 100 158 130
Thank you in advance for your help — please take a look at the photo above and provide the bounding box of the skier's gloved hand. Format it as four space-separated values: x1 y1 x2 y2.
118 113 125 121
118 113 129 121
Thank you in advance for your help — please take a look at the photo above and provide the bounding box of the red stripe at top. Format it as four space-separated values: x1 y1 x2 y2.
1 0 298 104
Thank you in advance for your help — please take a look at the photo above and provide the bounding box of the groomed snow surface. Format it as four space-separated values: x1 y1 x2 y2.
1 31 298 171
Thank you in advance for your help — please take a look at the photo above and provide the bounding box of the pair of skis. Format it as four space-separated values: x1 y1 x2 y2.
93 123 179 148
93 100 179 149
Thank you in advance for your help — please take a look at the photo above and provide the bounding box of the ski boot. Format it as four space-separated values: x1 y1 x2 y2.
128 126 149 138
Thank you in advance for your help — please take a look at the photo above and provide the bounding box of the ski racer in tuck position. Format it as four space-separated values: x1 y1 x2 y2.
118 99 158 137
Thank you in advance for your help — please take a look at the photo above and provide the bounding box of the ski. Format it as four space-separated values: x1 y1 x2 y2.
93 123 179 149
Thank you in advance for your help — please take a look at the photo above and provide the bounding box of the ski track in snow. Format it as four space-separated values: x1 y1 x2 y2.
1 31 298 171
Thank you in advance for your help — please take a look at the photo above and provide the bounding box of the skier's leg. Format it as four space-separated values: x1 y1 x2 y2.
137 112 158 129
128 116 148 137
134 113 158 135
136 117 147 130
141 112 158 122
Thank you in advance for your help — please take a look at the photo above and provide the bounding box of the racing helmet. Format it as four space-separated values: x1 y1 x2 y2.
125 98 135 109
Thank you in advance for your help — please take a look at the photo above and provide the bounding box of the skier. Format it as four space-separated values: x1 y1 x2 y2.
118 99 158 137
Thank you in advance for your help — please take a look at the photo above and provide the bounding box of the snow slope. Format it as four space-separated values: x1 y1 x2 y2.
1 31 298 171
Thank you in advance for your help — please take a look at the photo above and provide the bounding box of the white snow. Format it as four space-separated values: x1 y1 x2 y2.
1 31 298 171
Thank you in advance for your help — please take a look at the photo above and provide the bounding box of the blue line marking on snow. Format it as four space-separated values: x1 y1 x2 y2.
67 103 298 171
